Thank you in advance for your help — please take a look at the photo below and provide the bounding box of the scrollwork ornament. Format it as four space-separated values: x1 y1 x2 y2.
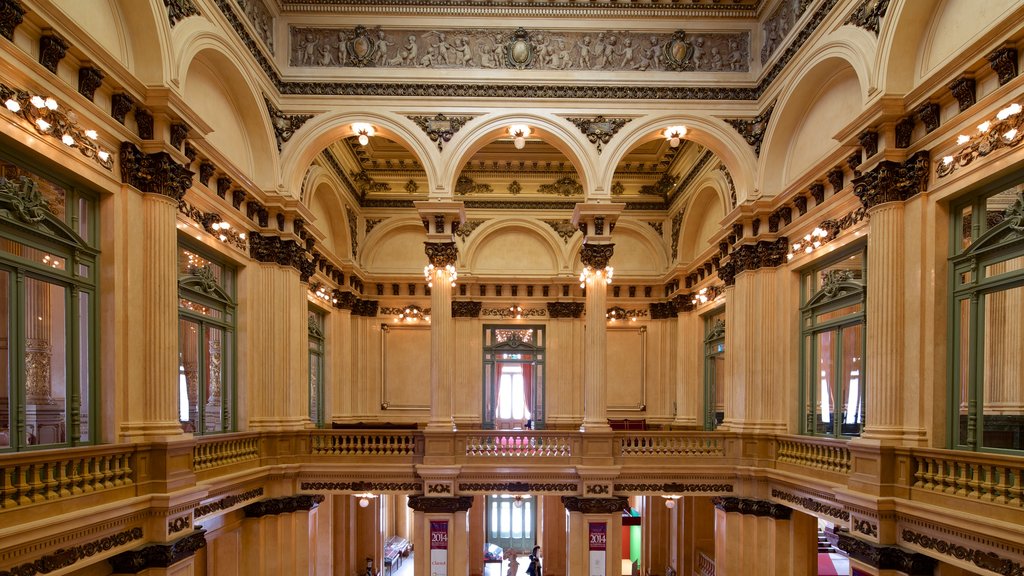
0 175 50 223
566 116 631 153
0 0 26 41
424 241 458 267
561 496 629 514
407 495 474 513
580 243 614 269
724 102 774 156
845 0 890 35
408 114 472 151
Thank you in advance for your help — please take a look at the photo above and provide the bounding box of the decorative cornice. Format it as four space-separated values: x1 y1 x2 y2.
724 102 774 156
833 531 936 575
77 67 104 101
264 96 313 151
424 241 458 267
547 301 584 318
244 494 325 517
0 0 25 41
566 116 631 153
561 496 629 514
711 497 791 520
194 488 264 518
39 34 68 74
120 143 193 200
614 483 732 494
901 529 1023 576
0 527 144 576
649 301 677 319
300 481 421 491
769 489 848 521
108 530 207 573
853 151 929 209
407 495 474 513
844 0 890 35
408 114 472 151
164 0 200 27
451 300 482 317
580 242 614 269
988 46 1018 86
458 482 578 493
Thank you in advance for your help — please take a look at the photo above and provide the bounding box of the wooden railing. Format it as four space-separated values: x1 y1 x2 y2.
193 433 260 471
460 432 576 457
310 431 420 457
911 448 1023 507
697 550 715 576
775 435 851 474
0 444 135 510
616 432 725 457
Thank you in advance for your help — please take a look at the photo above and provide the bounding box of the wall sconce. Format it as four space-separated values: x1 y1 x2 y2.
312 282 338 305
508 124 531 149
580 265 613 288
787 227 829 260
509 305 523 319
396 304 428 323
352 122 375 146
690 286 723 307
355 492 377 508
662 495 681 508
939 101 1023 178
606 306 637 322
513 495 530 508
664 126 688 148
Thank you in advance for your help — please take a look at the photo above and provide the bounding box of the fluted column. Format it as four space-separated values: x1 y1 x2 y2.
673 306 700 428
409 496 474 576
853 152 929 444
329 295 354 423
712 498 815 576
562 496 626 576
572 203 623 434
415 201 464 432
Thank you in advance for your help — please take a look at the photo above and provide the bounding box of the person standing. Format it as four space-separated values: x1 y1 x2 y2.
526 546 542 576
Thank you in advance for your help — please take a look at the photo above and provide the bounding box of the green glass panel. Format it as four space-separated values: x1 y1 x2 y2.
815 331 835 436
23 277 67 446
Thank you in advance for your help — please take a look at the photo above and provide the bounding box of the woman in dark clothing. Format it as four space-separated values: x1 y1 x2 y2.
526 546 542 576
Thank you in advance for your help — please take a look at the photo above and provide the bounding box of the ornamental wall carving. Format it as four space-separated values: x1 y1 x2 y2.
290 26 749 72
562 496 629 514
407 495 474 513
0 527 144 576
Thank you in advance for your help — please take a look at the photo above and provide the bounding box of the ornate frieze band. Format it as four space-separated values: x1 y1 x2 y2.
712 497 792 520
108 530 207 573
901 529 1023 576
547 301 584 318
301 481 423 491
0 527 144 576
407 495 474 513
458 482 578 493
244 494 325 517
614 483 733 494
769 489 849 521
194 487 265 518
562 496 629 514
832 531 936 575
853 151 929 209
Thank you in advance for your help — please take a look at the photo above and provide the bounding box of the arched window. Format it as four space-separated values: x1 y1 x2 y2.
950 181 1024 453
0 159 98 451
177 243 235 434
800 246 866 438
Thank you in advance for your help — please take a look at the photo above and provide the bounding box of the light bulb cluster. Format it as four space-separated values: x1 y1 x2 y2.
509 305 523 319
0 83 113 169
786 227 829 261
311 282 338 305
691 287 711 306
424 263 457 288
939 101 1024 178
209 220 246 243
396 305 429 323
508 124 531 149
352 122 375 146
41 254 63 269
606 306 638 322
579 265 613 288
664 125 688 148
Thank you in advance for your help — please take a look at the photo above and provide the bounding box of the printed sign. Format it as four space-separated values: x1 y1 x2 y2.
430 520 448 576
588 522 606 576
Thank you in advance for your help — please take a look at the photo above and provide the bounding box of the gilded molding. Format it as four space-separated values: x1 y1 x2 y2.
458 482 578 493
424 241 458 267
300 481 422 491
0 0 25 41
108 530 207 573
77 67 104 101
712 497 792 519
244 494 325 517
561 496 629 514
833 531 936 575
408 114 472 151
580 243 614 269
546 301 584 318
724 102 774 156
264 96 314 151
566 116 631 153
120 142 193 200
407 495 474 513
844 0 890 35
164 0 200 27
901 529 1023 575
0 527 144 576
853 151 929 209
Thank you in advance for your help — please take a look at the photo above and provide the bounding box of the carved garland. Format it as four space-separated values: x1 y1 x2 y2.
458 482 579 493
244 494 325 517
407 495 474 513
614 483 733 494
108 530 207 573
566 116 631 153
194 487 265 518
300 481 422 491
901 529 1023 575
561 496 629 514
769 489 849 521
408 114 472 151
0 527 144 576
712 496 792 520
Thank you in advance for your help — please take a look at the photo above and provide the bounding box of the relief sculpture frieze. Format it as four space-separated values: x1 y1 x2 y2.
290 27 749 73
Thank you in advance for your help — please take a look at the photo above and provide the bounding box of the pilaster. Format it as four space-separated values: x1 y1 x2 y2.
712 497 815 576
409 496 474 576
562 496 627 576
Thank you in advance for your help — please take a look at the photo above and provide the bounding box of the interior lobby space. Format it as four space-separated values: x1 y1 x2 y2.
1 0 1023 574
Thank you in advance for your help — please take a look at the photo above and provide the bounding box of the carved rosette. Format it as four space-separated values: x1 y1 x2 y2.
451 301 482 318
424 241 458 268
547 302 584 318
407 495 474 513
561 496 629 514
853 151 929 210
711 497 792 520
108 529 208 573
580 243 614 270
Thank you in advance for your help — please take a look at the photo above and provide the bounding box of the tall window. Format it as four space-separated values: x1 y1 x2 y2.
703 309 725 430
178 244 235 434
483 326 545 430
800 247 866 438
0 159 98 451
950 182 1024 453
486 494 535 551
309 308 325 427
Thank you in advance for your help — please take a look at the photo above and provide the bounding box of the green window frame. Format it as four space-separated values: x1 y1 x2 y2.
177 242 235 434
0 159 98 451
799 246 866 439
949 180 1024 454
308 308 325 427
482 325 545 430
703 309 725 431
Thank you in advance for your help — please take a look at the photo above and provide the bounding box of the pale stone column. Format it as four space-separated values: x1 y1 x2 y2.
673 307 701 428
329 297 354 423
415 201 464 432
562 496 626 576
713 498 814 576
409 496 474 576
572 203 624 433
852 152 930 445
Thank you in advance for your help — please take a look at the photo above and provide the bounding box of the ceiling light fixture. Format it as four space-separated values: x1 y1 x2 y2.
508 124 531 149
355 492 377 508
352 122 375 146
662 495 681 508
664 126 688 148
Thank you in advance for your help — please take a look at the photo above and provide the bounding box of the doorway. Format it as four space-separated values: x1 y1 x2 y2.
483 326 545 430
486 494 536 552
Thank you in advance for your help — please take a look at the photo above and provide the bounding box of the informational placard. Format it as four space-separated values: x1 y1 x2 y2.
430 520 449 576
588 522 607 576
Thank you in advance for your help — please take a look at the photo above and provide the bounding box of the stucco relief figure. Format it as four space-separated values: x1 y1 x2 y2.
299 33 318 65
392 35 418 66
419 44 437 67
552 39 572 69
576 36 593 69
728 39 743 71
648 36 663 70
595 35 617 69
452 37 474 67
710 46 723 71
618 37 636 68
534 34 551 68
374 29 393 66
691 36 706 69
338 31 348 66
429 32 451 65
318 43 333 66
592 33 607 68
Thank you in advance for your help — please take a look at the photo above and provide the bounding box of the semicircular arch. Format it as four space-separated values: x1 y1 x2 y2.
680 180 729 264
462 217 568 276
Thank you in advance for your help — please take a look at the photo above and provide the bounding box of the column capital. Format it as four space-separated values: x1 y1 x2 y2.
109 529 207 574
561 496 629 514
120 142 193 201
424 241 458 267
415 200 465 242
853 151 929 210
580 242 615 269
408 495 474 513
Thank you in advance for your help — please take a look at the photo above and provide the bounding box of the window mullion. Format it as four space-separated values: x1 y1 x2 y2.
968 292 982 450
67 284 79 445
12 269 25 451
